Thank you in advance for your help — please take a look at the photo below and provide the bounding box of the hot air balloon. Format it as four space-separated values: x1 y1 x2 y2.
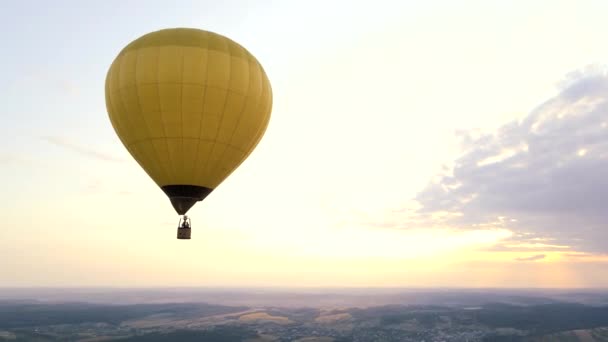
105 28 272 239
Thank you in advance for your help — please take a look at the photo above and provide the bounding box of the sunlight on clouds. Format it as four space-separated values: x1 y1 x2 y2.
577 148 588 157
505 243 570 250
476 143 528 167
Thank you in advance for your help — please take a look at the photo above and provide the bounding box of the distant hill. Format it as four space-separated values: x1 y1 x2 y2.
0 302 247 329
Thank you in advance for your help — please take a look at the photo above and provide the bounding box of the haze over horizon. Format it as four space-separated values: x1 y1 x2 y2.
2 0 608 288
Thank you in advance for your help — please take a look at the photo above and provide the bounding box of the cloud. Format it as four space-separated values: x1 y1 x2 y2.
0 155 25 165
84 179 103 194
11 70 80 96
514 254 546 262
0 154 37 167
563 253 593 259
42 136 124 162
413 66 608 253
482 242 569 253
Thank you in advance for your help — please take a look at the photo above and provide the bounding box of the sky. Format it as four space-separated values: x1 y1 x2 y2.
2 0 608 288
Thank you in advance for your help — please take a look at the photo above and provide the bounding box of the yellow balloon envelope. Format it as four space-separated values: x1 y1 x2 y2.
105 28 272 216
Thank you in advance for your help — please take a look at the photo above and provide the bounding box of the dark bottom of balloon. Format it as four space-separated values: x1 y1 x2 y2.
160 185 213 215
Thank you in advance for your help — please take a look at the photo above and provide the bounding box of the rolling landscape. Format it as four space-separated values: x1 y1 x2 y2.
1 288 608 341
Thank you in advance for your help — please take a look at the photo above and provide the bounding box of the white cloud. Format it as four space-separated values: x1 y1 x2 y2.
42 136 124 162
412 67 608 253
